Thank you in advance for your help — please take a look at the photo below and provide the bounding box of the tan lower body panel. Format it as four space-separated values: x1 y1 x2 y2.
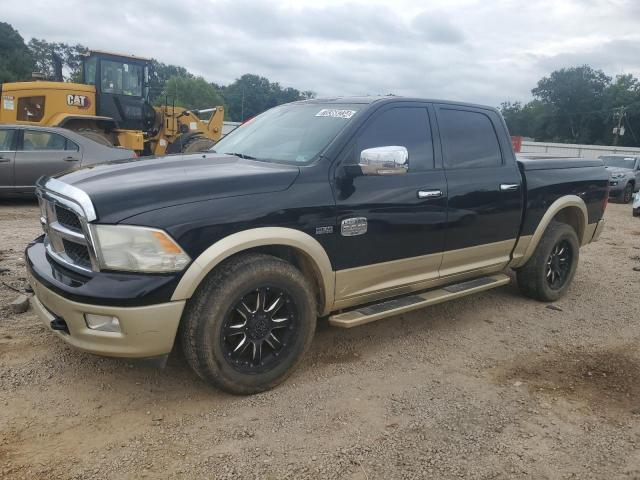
28 273 185 358
329 273 511 328
333 239 516 310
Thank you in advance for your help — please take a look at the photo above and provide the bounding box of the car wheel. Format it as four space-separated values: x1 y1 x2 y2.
180 253 316 394
620 183 633 204
516 221 580 302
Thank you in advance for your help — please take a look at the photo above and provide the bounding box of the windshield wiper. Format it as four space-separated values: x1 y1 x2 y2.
224 152 257 160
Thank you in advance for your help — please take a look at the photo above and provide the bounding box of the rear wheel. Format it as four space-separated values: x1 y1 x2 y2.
181 136 216 153
180 253 316 394
516 221 580 302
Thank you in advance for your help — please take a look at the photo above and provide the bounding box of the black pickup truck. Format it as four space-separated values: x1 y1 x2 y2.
26 97 608 394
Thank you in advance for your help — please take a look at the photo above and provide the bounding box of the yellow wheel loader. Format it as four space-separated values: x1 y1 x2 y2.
0 50 224 155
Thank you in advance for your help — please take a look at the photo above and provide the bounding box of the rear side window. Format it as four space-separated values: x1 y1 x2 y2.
22 131 76 151
0 129 15 151
356 107 434 171
439 109 502 169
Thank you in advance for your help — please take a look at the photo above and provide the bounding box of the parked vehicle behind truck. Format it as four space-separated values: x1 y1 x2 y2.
26 97 608 394
599 155 640 203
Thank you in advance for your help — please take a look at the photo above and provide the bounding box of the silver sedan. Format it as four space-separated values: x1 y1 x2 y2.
0 125 135 196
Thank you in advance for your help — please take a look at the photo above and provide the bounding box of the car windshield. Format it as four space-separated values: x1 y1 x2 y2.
601 156 636 169
212 103 362 164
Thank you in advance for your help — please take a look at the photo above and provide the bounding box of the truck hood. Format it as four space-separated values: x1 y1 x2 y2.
53 153 300 223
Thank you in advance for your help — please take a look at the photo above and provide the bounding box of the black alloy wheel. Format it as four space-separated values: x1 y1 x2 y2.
221 287 297 373
545 239 573 290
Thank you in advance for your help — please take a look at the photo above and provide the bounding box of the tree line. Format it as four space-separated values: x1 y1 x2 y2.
0 22 314 122
3 20 640 145
501 66 640 147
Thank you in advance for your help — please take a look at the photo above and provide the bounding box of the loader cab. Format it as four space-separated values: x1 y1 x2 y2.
81 51 154 132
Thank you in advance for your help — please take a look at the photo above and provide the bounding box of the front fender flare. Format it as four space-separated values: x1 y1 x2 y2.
171 227 335 315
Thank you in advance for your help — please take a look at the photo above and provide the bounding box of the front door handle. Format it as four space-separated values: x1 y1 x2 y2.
500 183 519 192
418 189 443 199
64 156 79 162
0 156 10 163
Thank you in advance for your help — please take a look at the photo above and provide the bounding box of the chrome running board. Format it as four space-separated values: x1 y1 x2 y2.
328 273 510 328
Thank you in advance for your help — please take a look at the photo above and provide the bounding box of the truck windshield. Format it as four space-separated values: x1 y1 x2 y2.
212 103 361 164
601 156 636 169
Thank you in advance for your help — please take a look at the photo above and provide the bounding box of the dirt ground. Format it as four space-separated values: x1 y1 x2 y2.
1 199 639 480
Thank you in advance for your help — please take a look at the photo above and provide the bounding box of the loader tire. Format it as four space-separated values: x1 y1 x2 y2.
181 136 216 153
77 129 115 147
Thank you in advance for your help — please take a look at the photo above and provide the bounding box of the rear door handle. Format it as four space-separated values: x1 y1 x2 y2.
500 183 519 192
418 189 443 199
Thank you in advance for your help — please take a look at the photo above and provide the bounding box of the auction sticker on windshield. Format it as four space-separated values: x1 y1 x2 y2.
315 109 356 119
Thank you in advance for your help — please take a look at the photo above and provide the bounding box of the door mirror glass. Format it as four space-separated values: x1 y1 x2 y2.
358 146 408 175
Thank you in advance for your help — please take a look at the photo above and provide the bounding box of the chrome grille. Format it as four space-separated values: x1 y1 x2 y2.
36 179 99 274
55 205 83 231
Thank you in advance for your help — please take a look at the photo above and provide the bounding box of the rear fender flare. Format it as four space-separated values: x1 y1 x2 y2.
512 195 588 268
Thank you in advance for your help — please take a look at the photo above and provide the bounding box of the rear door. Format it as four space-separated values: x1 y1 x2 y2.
0 128 17 191
14 130 81 191
435 105 523 277
332 103 448 303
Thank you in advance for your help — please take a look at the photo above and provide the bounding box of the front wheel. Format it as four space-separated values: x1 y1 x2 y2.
180 253 316 394
516 221 580 302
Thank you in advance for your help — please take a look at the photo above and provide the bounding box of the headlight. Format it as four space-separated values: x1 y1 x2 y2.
92 225 190 272
610 173 625 179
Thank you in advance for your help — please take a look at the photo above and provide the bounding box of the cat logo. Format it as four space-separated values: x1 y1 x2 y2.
67 94 90 109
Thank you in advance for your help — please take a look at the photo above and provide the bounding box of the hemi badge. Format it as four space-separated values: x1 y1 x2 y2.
341 217 367 236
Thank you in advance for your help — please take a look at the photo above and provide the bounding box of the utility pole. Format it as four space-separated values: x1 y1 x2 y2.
613 107 626 146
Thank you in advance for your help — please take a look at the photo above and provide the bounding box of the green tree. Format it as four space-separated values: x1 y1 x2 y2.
27 38 86 81
531 66 610 143
223 74 311 121
149 60 192 104
0 22 33 83
159 75 224 110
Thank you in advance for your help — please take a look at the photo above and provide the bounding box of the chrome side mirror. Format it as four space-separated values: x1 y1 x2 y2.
358 146 408 175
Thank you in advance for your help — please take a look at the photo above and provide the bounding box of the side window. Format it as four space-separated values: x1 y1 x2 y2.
439 109 502 169
22 131 67 151
0 129 15 151
356 107 434 171
17 96 45 122
65 139 79 151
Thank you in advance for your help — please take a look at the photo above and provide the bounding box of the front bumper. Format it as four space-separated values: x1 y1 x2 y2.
26 237 186 358
28 272 185 358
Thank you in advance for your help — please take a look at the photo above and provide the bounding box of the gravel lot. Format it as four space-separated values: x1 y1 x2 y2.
1 199 639 480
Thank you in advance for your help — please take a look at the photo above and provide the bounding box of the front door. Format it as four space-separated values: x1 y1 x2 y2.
332 104 448 305
14 129 81 192
0 128 17 191
435 105 523 277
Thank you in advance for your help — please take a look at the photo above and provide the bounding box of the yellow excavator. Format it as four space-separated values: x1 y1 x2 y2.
0 50 224 155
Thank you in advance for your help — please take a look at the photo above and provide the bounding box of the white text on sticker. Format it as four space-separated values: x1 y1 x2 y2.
315 109 356 119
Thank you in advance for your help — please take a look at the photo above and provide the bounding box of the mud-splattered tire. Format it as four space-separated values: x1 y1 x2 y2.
516 221 580 302
181 136 216 153
180 253 316 395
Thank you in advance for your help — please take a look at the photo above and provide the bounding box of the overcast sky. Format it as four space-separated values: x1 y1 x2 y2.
4 0 640 106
